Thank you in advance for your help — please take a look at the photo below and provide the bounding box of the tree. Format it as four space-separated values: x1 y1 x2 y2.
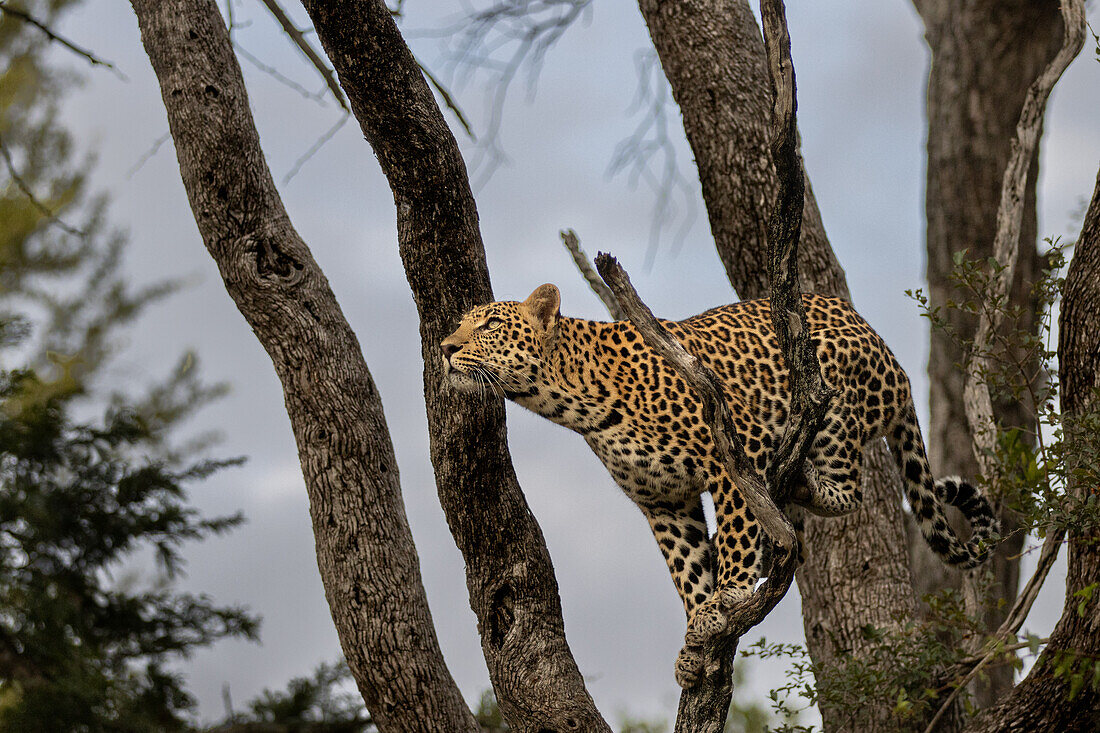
910 0 1066 706
123 0 1100 731
0 2 257 728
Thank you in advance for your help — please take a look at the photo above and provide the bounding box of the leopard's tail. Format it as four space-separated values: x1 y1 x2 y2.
885 402 998 568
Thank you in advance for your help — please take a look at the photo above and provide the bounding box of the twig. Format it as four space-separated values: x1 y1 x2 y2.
126 132 172 179
259 0 349 111
559 229 624 320
0 2 125 79
956 636 1050 668
233 41 328 104
416 55 476 140
995 529 1064 639
283 112 350 184
962 0 1086 475
0 131 85 238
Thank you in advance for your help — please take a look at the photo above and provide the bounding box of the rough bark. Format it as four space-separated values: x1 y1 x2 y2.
637 0 847 302
129 2 477 731
912 1 1065 705
961 169 1100 733
639 2 918 730
298 3 610 731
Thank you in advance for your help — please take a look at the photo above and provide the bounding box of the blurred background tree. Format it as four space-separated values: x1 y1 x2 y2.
1 1 258 729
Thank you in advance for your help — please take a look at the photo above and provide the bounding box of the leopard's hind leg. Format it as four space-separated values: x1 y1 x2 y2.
639 496 715 616
790 402 867 517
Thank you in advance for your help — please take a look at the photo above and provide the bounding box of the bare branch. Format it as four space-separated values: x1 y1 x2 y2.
594 253 801 733
669 1 833 728
426 0 591 185
963 0 1086 476
415 55 476 140
283 112 351 184
595 253 796 552
759 0 836 500
232 41 328 103
607 49 698 267
0 130 86 238
258 0 349 111
559 229 624 320
126 132 172 179
0 1 125 79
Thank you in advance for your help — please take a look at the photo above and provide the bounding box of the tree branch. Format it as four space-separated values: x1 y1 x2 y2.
962 0 1086 476
559 229 624 320
128 1 478 730
258 0 348 111
299 1 611 730
595 254 796 553
0 130 86 238
0 1 125 77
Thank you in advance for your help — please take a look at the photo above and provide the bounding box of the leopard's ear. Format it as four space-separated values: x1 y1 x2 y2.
522 283 560 331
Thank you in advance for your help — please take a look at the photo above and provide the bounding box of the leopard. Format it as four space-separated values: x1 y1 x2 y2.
441 283 998 688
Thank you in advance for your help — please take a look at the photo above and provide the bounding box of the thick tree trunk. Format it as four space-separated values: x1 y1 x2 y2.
298 3 610 731
911 0 1064 707
638 3 918 730
961 168 1100 732
129 2 478 731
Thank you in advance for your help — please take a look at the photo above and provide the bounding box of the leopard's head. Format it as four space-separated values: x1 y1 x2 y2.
441 284 560 398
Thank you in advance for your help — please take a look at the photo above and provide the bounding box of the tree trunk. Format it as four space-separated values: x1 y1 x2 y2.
298 3 610 731
961 168 1100 732
638 3 918 730
129 2 478 731
911 0 1065 707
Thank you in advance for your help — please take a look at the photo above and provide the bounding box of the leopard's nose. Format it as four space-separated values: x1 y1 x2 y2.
441 342 460 360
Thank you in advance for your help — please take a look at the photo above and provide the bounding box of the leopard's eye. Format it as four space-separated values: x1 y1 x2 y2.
485 317 504 331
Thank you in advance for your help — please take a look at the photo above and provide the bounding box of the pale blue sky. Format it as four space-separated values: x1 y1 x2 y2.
44 0 1099 727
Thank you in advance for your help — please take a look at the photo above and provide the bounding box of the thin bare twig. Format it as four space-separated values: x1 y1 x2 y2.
126 132 172 179
283 112 350 184
0 1 125 79
607 49 697 268
0 131 85 238
415 55 476 140
426 0 591 186
559 229 624 320
233 41 328 103
259 0 349 111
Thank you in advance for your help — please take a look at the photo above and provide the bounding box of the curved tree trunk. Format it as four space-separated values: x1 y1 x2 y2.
961 168 1100 732
299 3 610 732
911 0 1064 707
638 2 918 730
129 2 478 731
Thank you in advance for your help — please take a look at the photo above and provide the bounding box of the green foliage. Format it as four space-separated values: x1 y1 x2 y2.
906 240 1100 537
746 244 1100 729
221 660 372 732
0 2 257 730
473 689 508 732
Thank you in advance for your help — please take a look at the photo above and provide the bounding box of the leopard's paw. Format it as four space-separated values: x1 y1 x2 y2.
675 644 704 689
684 600 727 648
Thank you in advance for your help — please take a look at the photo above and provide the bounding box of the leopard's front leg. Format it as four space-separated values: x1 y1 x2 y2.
676 472 763 688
